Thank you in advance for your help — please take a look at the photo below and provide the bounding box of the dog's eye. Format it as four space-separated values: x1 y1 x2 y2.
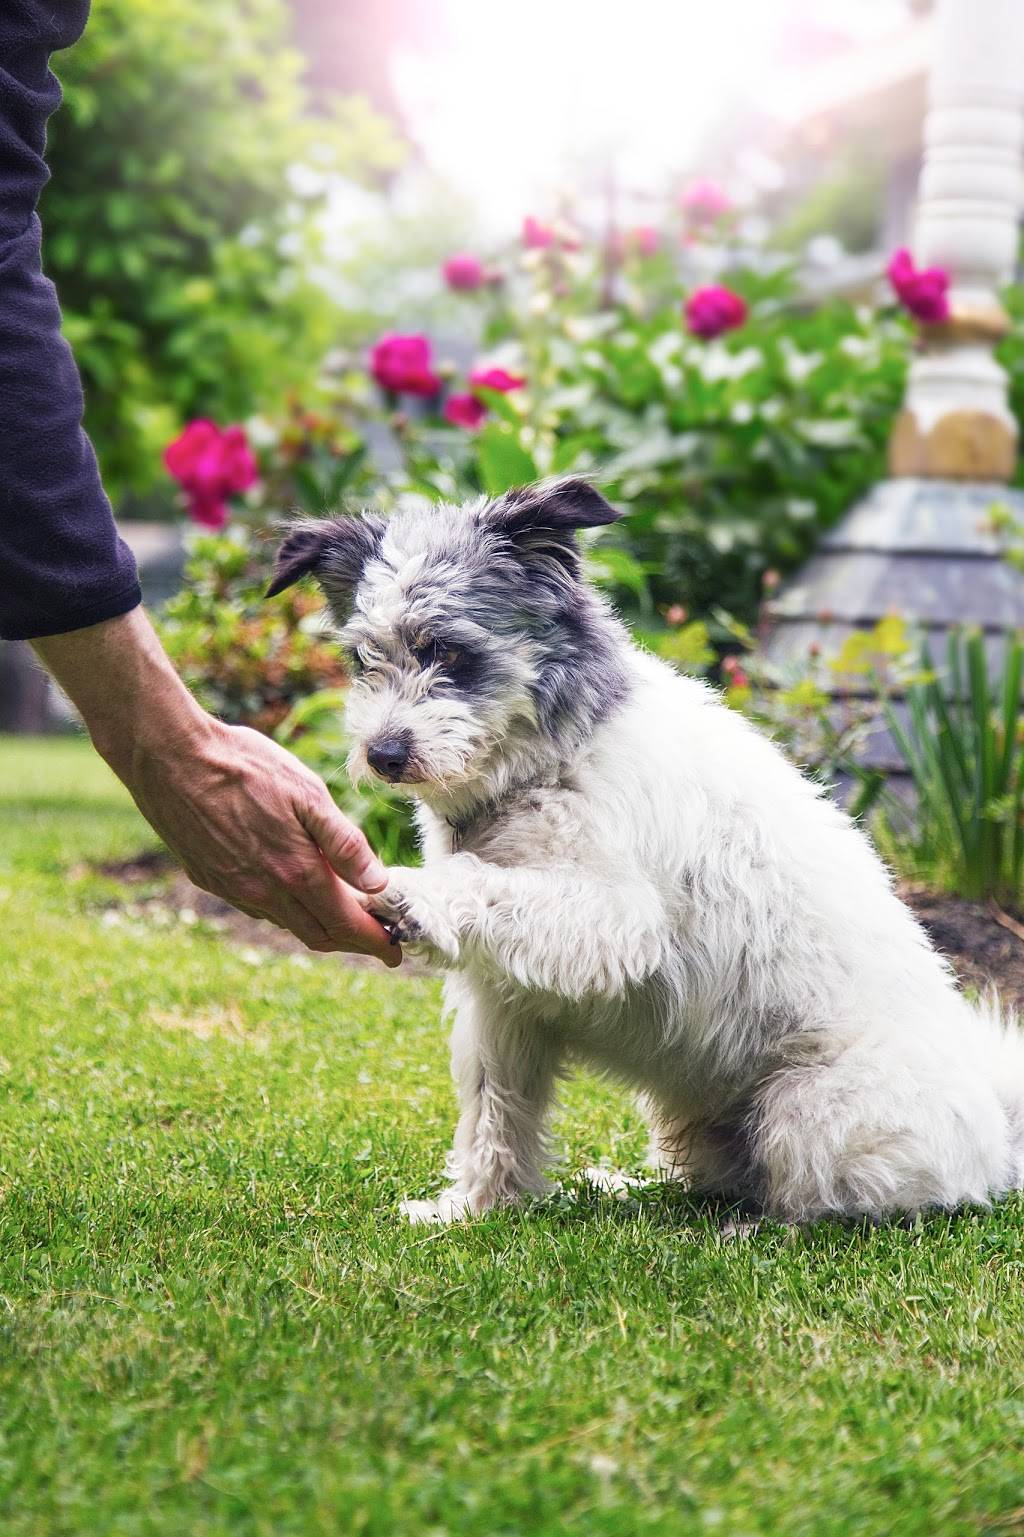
417 639 466 675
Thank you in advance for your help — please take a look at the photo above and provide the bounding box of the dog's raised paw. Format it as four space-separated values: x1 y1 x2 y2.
368 873 460 961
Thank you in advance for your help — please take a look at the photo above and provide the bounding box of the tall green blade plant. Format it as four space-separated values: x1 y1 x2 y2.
880 626 1024 904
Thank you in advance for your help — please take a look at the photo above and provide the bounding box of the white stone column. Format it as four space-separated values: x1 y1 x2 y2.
889 0 1024 482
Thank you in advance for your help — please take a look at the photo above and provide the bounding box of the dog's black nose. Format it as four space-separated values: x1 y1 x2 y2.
366 732 413 782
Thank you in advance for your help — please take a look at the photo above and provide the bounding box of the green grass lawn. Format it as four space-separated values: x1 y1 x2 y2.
3 736 1024 1535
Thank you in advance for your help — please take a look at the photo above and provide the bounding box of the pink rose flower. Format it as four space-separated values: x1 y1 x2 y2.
444 393 487 430
683 286 747 339
442 253 486 291
679 178 731 223
886 248 951 324
629 225 659 257
163 419 258 530
523 216 556 250
468 366 526 393
369 333 442 397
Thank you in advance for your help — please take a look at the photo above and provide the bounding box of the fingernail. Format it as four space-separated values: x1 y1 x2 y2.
361 858 388 892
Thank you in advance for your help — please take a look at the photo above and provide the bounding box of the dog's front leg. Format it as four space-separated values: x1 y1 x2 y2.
371 857 665 1000
401 978 559 1224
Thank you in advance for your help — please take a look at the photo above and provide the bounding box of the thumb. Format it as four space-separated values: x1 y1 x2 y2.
301 793 388 893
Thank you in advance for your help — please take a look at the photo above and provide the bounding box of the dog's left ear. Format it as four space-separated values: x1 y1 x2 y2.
265 516 383 599
490 477 621 540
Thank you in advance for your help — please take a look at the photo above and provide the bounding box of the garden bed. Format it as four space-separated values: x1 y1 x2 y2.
95 851 1024 1007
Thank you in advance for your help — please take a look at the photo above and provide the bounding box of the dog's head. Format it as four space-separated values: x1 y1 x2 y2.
267 478 624 802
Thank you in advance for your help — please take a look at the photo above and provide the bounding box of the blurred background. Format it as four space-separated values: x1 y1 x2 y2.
7 0 1024 925
39 0 937 517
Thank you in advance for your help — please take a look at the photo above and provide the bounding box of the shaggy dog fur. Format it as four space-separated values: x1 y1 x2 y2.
269 477 1024 1224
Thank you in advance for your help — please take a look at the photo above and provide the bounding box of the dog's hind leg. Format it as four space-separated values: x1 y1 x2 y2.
748 1038 1011 1221
644 1099 753 1198
401 980 561 1224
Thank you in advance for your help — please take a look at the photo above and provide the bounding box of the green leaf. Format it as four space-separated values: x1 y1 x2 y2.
472 386 521 427
474 426 539 497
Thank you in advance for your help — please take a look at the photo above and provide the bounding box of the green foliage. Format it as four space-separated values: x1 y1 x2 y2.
880 628 1024 903
773 151 888 256
45 0 403 499
695 612 899 818
385 260 910 623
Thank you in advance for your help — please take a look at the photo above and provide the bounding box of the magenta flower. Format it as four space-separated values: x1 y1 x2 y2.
886 248 951 324
442 253 486 291
369 333 442 397
163 419 257 530
679 178 731 223
523 216 556 250
468 366 526 393
684 286 747 339
444 393 487 430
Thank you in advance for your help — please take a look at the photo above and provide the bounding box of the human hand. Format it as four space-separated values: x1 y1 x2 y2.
33 608 400 964
124 716 401 962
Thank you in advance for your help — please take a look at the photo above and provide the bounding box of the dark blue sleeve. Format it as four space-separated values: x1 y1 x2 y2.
0 0 141 641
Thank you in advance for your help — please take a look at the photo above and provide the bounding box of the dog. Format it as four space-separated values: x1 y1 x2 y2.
269 476 1024 1224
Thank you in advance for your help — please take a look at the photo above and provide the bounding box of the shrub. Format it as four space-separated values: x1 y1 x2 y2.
45 0 403 500
370 258 911 624
157 404 377 733
157 526 350 736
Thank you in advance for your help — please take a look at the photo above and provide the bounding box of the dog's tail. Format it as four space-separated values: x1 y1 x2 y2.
972 991 1024 1188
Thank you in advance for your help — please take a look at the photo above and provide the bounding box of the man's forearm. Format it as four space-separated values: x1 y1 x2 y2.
31 607 211 777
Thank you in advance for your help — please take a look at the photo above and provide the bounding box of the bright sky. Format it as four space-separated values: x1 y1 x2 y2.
393 0 914 233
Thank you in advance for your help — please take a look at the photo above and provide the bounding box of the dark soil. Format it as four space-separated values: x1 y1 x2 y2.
92 850 418 971
93 852 1024 1007
897 883 1024 1014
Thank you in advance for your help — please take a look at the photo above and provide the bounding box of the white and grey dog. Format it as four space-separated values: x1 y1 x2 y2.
269 477 1024 1225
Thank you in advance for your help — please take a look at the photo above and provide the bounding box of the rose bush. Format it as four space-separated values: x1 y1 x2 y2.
155 211 950 863
357 249 911 622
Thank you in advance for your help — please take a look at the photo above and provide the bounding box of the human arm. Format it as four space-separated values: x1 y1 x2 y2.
0 1 142 643
33 608 401 963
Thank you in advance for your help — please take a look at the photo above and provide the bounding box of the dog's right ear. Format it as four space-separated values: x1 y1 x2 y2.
265 516 383 599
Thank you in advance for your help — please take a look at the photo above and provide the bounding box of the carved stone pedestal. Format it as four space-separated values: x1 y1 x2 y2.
766 479 1024 781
